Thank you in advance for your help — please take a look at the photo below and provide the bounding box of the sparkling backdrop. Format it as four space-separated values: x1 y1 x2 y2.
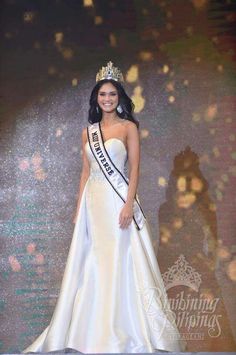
0 0 236 352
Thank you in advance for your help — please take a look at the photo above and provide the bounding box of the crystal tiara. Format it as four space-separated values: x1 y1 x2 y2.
95 61 124 82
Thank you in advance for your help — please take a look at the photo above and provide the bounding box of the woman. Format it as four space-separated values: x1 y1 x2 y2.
22 61 186 353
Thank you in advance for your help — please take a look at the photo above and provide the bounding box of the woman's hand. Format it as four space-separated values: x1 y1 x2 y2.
119 202 134 229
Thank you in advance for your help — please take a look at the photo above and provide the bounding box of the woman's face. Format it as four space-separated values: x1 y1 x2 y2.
97 82 119 113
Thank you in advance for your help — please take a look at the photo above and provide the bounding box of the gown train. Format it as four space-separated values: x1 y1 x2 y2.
22 138 186 353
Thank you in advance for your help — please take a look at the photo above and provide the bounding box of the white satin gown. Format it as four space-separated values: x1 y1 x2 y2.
22 138 186 353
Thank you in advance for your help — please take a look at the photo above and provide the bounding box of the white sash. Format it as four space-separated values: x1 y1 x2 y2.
87 121 146 230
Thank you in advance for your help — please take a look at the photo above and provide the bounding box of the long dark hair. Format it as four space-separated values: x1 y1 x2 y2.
88 79 139 129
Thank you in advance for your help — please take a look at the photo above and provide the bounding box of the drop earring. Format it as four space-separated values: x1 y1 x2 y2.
96 105 99 113
116 104 123 113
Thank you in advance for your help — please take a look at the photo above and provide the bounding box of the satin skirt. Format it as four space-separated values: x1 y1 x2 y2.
22 176 186 353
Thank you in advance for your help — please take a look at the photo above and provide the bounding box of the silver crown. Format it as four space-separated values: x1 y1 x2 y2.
162 254 202 292
96 61 124 82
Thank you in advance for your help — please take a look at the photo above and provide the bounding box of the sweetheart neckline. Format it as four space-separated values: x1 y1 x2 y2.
85 138 127 152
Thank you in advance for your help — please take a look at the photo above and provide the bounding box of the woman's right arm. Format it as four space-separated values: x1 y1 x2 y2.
72 128 90 224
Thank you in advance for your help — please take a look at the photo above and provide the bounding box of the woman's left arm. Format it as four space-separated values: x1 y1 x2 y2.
119 121 140 229
126 122 140 205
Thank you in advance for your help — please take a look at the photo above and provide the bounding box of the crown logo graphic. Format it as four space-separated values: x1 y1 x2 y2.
162 254 202 292
96 61 124 82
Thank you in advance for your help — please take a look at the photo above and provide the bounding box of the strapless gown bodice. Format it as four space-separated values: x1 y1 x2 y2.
85 138 128 180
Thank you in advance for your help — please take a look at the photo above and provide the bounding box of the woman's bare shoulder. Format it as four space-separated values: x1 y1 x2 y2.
126 119 137 127
125 120 138 133
82 126 87 134
82 127 88 144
